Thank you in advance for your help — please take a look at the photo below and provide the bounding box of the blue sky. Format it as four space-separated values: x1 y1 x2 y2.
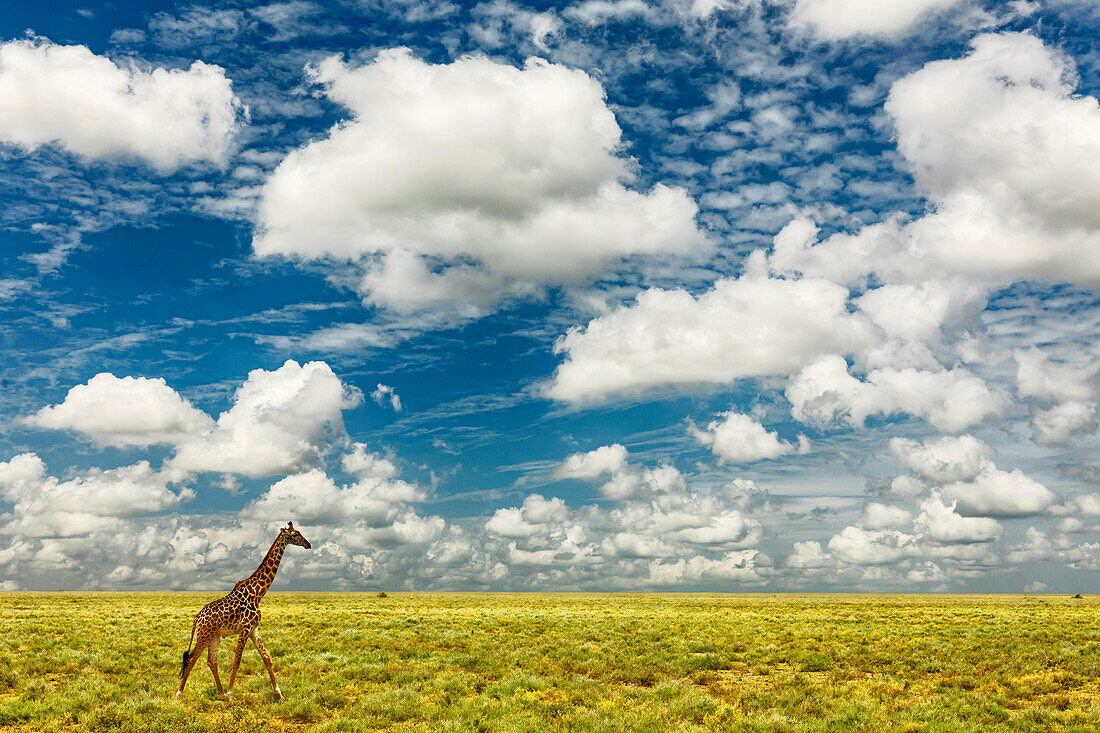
2 0 1100 591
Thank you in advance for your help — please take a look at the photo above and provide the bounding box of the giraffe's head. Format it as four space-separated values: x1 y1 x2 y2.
281 521 312 550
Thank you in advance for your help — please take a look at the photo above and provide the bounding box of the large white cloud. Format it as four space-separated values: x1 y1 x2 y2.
766 217 920 291
854 280 987 351
768 219 989 367
885 33 1100 284
646 550 763 585
789 0 964 39
884 434 1057 519
253 48 706 312
859 503 913 531
485 494 569 539
690 411 809 464
22 361 361 480
547 272 873 404
0 38 242 171
557 449 686 501
1015 348 1097 403
241 444 439 552
1005 527 1059 565
0 453 192 538
768 32 1100 301
21 358 365 482
941 463 1055 517
1010 349 1098 445
243 468 419 528
889 435 992 483
1031 401 1097 446
787 355 1004 433
170 360 361 477
24 373 214 448
554 443 630 480
915 494 1002 544
786 541 829 570
549 33 1100 407
827 526 916 565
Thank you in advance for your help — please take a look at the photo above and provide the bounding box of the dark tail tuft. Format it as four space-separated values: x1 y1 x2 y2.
180 649 189 679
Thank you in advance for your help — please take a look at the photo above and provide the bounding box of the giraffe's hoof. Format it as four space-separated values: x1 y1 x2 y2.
175 691 182 699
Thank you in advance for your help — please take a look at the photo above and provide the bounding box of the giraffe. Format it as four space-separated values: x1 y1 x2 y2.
177 522 312 700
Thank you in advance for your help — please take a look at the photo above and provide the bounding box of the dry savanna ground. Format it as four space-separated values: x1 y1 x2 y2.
0 593 1097 732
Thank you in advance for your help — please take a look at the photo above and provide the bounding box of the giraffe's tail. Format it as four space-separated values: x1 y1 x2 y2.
181 618 197 679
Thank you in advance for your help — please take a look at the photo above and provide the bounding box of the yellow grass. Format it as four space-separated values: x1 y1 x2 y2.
0 592 1097 731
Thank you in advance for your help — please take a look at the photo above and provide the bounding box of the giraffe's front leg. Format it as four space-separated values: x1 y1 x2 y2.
206 636 227 699
227 631 248 697
250 627 283 700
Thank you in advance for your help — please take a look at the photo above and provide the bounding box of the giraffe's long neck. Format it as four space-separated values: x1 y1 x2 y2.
244 535 288 603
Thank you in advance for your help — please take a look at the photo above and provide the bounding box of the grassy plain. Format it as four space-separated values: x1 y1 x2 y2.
0 593 1097 732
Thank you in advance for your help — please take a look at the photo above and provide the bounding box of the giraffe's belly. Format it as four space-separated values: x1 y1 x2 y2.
217 621 246 637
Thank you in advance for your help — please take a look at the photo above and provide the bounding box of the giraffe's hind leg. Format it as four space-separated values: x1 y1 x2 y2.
178 628 212 697
227 631 248 696
207 636 227 699
250 627 283 700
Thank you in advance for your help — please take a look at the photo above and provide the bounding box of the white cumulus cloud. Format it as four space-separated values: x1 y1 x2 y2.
0 453 192 538
787 355 1004 433
547 273 872 404
23 361 361 480
555 443 630 480
941 463 1055 517
647 550 763 585
886 33 1100 285
0 38 242 171
24 373 214 448
253 48 706 312
170 360 362 477
889 435 992 483
789 0 964 39
915 494 1002 544
859 503 913 531
533 445 764 573
486 494 569 539
1015 348 1097 403
786 541 829 569
556 445 689 501
691 411 809 464
827 526 917 565
243 461 424 529
1031 401 1097 446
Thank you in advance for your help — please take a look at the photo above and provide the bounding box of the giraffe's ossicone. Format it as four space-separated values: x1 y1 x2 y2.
177 522 312 700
